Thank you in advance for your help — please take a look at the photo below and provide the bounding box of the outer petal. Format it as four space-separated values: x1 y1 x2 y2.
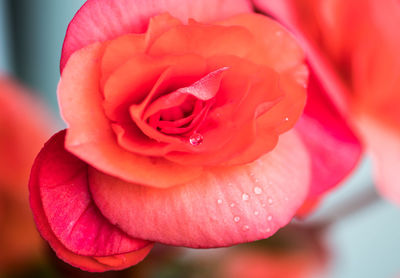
59 43 203 188
89 130 310 247
356 115 400 205
295 70 362 198
253 0 350 115
29 130 153 272
61 0 252 71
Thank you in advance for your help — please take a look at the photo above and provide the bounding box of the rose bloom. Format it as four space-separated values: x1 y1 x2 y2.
29 0 361 272
0 76 51 271
254 0 400 204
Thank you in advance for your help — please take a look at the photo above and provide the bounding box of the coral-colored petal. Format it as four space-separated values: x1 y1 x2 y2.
253 0 351 114
356 115 400 205
148 21 255 59
217 13 305 73
102 55 173 123
61 0 252 71
164 55 286 166
295 70 362 198
89 130 310 247
128 56 208 144
29 131 153 272
59 44 203 188
100 34 146 88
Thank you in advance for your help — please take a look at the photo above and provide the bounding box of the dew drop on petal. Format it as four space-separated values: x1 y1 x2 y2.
242 193 250 201
268 198 273 205
254 211 259 216
230 203 236 208
242 225 250 232
254 187 263 195
189 133 203 146
234 216 241 223
266 228 271 233
267 215 272 221
217 199 223 205
285 117 289 121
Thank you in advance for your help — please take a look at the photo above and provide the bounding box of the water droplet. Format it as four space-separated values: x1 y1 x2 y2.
267 215 273 221
242 193 250 201
268 198 273 205
254 211 260 216
234 216 241 223
266 228 271 233
255 178 259 183
285 117 289 121
254 187 263 195
189 133 203 146
217 199 223 205
230 203 236 208
242 225 250 232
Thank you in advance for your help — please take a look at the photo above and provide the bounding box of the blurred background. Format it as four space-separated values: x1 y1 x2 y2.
0 0 400 277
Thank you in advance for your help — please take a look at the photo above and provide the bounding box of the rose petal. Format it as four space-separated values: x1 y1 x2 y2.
356 115 400 205
164 55 286 166
32 131 150 256
89 130 310 247
148 21 255 59
61 0 252 71
295 70 362 198
59 43 203 188
216 13 305 73
29 131 153 272
253 0 351 115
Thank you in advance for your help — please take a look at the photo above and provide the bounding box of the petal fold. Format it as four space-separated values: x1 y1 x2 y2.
29 130 153 271
295 70 362 198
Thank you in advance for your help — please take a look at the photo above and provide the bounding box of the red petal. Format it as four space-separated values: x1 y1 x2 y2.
29 130 153 272
59 43 203 188
61 0 252 71
89 130 310 247
295 70 362 198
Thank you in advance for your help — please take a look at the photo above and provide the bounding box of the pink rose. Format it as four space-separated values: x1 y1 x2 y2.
29 0 361 272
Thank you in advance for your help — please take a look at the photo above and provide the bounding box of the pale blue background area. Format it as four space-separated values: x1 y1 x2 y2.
1 1 399 277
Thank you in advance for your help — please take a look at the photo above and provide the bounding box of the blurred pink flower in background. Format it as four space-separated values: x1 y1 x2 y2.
253 0 400 204
0 76 52 272
218 226 327 278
